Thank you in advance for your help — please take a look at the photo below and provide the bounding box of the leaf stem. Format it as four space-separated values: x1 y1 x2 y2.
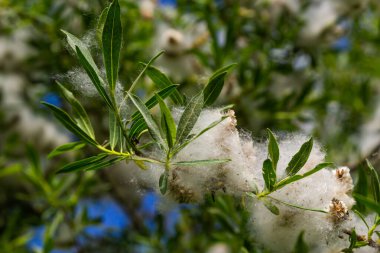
267 196 328 214
96 145 164 165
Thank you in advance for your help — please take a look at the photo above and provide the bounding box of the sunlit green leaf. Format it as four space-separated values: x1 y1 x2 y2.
285 138 313 176
176 92 204 145
171 116 227 156
354 194 380 215
109 110 121 150
172 159 230 166
262 159 276 191
85 157 125 171
294 231 309 253
275 162 333 190
76 46 114 109
348 229 357 251
129 85 179 140
159 171 169 195
96 6 109 47
57 154 108 173
354 165 369 213
48 141 86 158
261 197 280 215
156 94 176 148
42 102 98 146
203 64 236 106
57 82 95 138
146 66 184 105
128 93 167 149
267 128 279 170
61 30 98 72
367 159 380 203
102 0 122 92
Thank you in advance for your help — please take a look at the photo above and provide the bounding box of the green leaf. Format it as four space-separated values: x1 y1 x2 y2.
267 129 279 170
57 82 95 138
172 159 230 167
146 66 184 105
176 92 204 145
76 46 114 109
129 85 179 140
109 111 121 150
156 94 176 148
129 117 146 139
134 160 147 170
61 30 98 73
57 154 108 173
262 159 276 191
130 84 179 121
354 194 380 215
285 138 313 176
275 162 333 190
261 197 280 215
128 93 167 149
294 231 309 253
366 159 380 203
171 116 228 156
96 6 109 47
159 171 169 195
203 64 236 106
102 0 122 92
352 209 369 230
42 102 98 146
354 165 369 213
48 142 86 158
85 157 125 171
349 229 357 250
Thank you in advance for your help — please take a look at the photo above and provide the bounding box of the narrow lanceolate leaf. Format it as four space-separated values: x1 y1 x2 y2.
128 93 167 149
262 159 276 191
261 197 280 215
172 159 230 167
129 85 179 140
171 116 228 156
57 82 95 138
76 46 113 109
176 92 204 145
353 194 380 215
203 64 236 106
203 72 227 106
294 231 309 253
48 142 86 159
156 94 176 148
275 162 333 190
267 129 279 170
85 157 125 171
348 229 357 251
109 110 120 150
96 6 109 48
61 30 99 74
130 84 179 121
159 171 169 195
42 102 98 146
129 117 146 140
57 154 108 173
102 0 122 92
146 66 184 105
366 159 380 203
285 138 313 176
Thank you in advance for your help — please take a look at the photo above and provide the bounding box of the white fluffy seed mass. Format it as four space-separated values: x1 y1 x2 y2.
129 107 377 252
